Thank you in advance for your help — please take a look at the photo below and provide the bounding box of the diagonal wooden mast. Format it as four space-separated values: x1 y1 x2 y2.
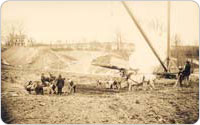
121 1 168 72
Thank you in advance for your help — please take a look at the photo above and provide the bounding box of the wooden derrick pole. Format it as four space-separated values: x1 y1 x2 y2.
121 1 168 72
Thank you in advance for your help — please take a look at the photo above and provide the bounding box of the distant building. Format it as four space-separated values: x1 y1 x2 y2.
7 33 27 46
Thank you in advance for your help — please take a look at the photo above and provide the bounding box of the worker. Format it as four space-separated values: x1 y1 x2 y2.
49 72 56 82
41 73 48 86
56 74 65 95
174 66 183 87
174 60 191 87
68 79 76 94
182 60 191 86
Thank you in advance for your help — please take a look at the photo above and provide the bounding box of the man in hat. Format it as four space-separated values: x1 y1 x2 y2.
56 74 65 95
182 60 191 86
174 60 191 87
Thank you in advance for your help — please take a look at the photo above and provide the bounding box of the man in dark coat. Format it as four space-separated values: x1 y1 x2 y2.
182 60 191 86
182 60 191 77
56 74 65 95
174 60 191 87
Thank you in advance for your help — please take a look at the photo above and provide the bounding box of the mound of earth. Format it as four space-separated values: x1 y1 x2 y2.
54 51 106 74
90 54 130 75
1 47 76 70
2 47 39 66
2 47 130 76
28 49 70 70
92 54 129 68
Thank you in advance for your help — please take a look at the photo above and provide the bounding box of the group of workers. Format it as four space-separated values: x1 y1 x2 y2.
41 73 76 95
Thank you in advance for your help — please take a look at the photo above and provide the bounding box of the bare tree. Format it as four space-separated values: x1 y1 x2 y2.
148 19 166 36
115 31 124 51
1 21 26 46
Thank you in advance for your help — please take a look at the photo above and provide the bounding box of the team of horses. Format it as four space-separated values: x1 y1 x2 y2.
24 68 190 95
96 68 191 91
96 69 156 91
24 73 76 95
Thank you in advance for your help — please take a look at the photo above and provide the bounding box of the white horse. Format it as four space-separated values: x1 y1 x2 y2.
119 69 156 91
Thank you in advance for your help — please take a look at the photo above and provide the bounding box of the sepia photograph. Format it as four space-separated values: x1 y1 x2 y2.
1 1 199 124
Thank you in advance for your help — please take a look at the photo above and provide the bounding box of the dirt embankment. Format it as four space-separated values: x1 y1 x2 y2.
2 47 130 75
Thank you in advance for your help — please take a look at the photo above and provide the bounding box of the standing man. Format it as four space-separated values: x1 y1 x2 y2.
174 60 191 87
182 60 191 86
56 74 65 95
68 79 76 94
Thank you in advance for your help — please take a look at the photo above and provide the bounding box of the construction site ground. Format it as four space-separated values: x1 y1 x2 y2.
1 47 199 124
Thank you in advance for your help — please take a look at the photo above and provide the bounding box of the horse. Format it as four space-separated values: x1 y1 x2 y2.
96 79 121 90
24 81 44 95
119 69 156 91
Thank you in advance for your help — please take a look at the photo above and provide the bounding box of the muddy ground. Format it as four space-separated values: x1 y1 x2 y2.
1 65 199 124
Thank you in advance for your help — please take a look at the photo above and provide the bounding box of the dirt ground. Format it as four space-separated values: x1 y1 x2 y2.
1 64 199 124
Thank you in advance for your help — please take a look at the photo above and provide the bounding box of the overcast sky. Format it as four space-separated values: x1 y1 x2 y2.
1 1 199 45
